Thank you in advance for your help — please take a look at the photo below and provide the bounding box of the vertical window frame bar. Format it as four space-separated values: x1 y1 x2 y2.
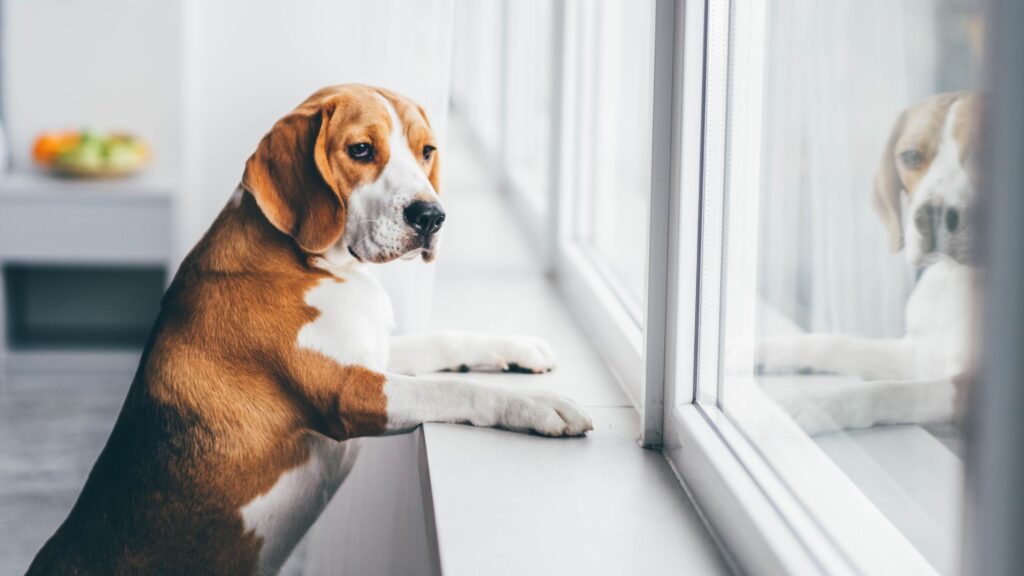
640 0 681 446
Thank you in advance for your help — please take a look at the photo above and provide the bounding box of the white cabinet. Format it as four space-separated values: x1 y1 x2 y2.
0 173 174 379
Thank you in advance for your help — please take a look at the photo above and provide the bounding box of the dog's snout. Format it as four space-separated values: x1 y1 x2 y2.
915 203 963 234
404 201 446 236
945 207 960 233
915 204 938 235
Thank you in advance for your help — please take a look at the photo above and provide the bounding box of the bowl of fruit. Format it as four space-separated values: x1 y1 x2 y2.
32 130 150 178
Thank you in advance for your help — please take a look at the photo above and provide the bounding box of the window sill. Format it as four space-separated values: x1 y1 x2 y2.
421 407 727 576
417 260 726 575
664 391 945 575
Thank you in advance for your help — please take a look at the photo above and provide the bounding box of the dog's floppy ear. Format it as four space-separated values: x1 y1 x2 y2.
427 145 441 195
242 101 344 254
416 103 442 196
872 111 908 253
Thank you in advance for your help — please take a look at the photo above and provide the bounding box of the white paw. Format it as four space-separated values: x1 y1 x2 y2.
740 337 809 375
755 338 793 373
475 335 557 374
499 391 593 437
722 339 777 376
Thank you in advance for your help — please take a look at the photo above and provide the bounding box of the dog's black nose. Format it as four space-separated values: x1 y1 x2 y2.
404 201 446 236
945 207 960 232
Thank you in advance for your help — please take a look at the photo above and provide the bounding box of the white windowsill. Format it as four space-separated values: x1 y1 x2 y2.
416 268 726 575
422 408 724 576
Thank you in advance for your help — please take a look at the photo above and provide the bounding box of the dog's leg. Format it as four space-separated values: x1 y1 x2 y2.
388 332 556 375
763 376 956 436
756 333 916 381
381 373 591 436
287 356 590 439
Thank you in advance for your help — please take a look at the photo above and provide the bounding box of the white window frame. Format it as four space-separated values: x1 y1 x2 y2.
654 1 945 574
552 0 653 408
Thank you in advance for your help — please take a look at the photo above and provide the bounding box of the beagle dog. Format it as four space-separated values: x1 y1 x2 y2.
28 85 592 575
758 91 979 434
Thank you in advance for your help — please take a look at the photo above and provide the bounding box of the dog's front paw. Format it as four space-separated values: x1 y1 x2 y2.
754 338 792 374
499 391 592 437
479 335 557 374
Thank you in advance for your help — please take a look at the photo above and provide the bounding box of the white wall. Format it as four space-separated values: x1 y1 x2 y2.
2 0 183 183
2 0 454 334
181 0 454 246
181 0 454 333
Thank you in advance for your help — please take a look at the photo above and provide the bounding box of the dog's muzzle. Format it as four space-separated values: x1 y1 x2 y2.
913 201 974 265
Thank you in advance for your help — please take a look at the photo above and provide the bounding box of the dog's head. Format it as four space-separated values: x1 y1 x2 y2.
242 84 443 263
873 91 980 266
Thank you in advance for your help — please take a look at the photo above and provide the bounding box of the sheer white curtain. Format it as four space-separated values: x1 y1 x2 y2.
503 0 554 213
449 0 505 154
756 0 965 338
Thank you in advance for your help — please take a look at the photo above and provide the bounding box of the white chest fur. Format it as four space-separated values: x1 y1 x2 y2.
241 258 393 573
296 261 395 371
905 258 973 378
240 436 362 576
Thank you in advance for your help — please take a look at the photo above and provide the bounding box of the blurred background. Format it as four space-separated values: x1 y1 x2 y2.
0 0 994 574
0 1 643 573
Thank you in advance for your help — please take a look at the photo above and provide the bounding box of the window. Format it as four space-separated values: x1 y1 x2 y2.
555 0 657 405
503 0 555 216
452 0 658 405
667 0 983 573
452 0 1009 572
567 0 655 315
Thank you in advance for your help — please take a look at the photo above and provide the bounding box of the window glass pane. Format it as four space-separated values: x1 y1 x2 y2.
571 0 654 314
504 0 554 213
713 0 982 572
450 0 505 151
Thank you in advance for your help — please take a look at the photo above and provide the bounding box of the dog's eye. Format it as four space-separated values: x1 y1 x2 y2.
900 149 925 170
347 143 374 162
423 145 436 162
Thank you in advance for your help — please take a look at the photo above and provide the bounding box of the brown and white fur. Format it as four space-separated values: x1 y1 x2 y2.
27 84 592 575
758 91 979 434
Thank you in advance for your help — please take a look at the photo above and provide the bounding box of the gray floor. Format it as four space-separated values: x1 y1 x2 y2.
0 367 314 576
0 370 132 575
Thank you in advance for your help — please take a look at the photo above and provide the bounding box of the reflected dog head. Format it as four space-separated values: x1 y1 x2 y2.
873 91 979 266
242 84 444 263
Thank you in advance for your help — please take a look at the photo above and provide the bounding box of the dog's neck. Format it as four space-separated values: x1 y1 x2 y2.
181 189 324 279
311 242 363 277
